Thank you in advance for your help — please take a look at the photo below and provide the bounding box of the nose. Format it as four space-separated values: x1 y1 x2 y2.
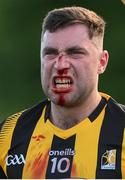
54 53 70 72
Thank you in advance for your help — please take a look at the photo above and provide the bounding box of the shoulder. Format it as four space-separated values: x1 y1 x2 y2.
118 103 125 112
0 99 49 131
0 110 23 162
0 111 23 135
0 99 49 161
0 99 49 146
107 97 125 126
15 99 49 125
108 97 125 113
101 92 125 117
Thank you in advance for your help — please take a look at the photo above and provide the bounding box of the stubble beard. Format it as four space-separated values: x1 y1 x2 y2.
47 88 88 108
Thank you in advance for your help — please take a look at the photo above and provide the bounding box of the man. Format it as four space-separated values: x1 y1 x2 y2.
0 6 125 179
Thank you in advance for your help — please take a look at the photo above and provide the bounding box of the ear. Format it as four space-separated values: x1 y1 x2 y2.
98 50 109 74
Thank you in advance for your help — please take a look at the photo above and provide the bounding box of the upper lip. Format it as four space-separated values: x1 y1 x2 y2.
53 76 73 85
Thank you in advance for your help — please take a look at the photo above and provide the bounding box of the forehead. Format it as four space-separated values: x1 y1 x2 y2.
42 24 91 49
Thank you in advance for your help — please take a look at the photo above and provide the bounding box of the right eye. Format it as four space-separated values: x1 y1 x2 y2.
44 53 58 60
42 48 58 60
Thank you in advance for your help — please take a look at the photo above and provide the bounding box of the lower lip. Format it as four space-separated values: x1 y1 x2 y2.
51 85 73 93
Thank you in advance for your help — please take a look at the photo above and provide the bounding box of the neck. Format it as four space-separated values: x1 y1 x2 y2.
50 91 101 130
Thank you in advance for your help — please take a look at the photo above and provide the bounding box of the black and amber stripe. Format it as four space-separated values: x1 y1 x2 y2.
96 98 125 178
46 134 76 179
6 100 48 178
0 95 125 179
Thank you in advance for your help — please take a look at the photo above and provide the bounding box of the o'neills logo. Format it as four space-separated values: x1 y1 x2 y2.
49 148 75 156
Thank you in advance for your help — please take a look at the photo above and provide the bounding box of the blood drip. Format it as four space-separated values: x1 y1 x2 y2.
58 94 65 106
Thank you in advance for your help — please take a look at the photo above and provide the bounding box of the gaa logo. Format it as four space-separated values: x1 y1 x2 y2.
6 154 26 166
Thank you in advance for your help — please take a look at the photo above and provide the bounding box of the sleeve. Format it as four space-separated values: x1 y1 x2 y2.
0 113 23 178
122 128 125 178
0 121 7 178
0 166 7 178
0 120 5 131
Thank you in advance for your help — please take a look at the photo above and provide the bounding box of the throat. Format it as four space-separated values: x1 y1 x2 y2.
50 103 86 130
50 114 81 130
50 92 102 130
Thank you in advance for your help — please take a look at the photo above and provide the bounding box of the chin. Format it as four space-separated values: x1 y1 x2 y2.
48 90 78 106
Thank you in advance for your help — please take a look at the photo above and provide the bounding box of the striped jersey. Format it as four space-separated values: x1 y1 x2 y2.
0 93 125 179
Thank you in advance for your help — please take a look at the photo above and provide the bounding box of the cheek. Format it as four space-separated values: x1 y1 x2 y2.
77 64 96 83
85 60 99 74
41 62 53 85
41 60 46 71
41 62 49 78
41 63 47 86
42 60 54 73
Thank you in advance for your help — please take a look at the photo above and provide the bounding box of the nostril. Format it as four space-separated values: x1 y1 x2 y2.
57 68 68 75
54 58 70 71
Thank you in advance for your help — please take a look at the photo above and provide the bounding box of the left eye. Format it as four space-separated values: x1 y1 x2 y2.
69 53 84 59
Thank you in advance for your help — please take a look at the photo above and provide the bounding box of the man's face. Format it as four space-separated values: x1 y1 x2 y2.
41 24 108 106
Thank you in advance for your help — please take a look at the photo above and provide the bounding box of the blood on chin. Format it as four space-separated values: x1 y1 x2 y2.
49 85 74 106
51 89 71 106
57 94 66 106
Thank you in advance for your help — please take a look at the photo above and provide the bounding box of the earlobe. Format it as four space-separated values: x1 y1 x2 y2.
98 50 109 74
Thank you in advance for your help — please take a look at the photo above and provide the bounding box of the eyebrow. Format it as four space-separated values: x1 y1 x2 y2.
42 45 89 56
65 46 89 55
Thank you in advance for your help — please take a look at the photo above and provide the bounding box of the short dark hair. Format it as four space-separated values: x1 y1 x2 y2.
42 6 106 39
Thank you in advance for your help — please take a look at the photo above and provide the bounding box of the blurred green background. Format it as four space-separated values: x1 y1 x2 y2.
0 0 125 121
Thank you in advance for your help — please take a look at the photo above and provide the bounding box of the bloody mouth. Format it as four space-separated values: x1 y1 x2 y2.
51 76 73 93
